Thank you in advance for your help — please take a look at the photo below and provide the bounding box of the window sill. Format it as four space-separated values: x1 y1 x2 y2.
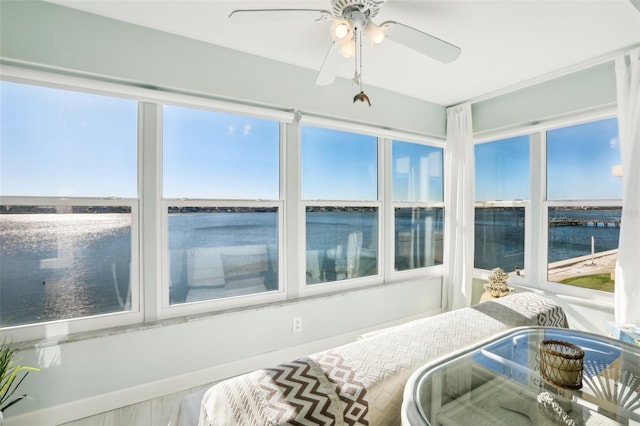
16 275 441 350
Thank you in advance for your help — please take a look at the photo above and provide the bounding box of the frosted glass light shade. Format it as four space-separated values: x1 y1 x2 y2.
331 20 352 42
340 40 356 58
365 22 385 44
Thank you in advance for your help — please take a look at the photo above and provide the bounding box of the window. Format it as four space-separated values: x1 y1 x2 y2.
474 136 530 273
474 206 525 273
301 126 377 201
1 73 449 338
546 118 621 292
0 82 137 197
305 206 378 283
163 105 279 200
0 81 138 326
392 141 444 271
301 126 379 284
0 205 133 326
546 118 621 201
162 106 281 304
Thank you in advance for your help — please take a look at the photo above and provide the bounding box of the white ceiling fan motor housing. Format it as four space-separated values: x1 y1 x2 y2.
331 0 387 19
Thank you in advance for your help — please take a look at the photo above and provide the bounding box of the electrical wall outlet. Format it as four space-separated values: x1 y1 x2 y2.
292 317 302 333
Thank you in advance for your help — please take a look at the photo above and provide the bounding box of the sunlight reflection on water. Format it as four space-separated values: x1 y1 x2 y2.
0 210 131 325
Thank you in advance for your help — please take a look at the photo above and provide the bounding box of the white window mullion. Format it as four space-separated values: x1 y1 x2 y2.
140 102 163 322
528 131 545 288
284 118 302 299
382 137 393 282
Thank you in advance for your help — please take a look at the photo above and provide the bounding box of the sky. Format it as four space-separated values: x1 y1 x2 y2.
163 104 280 199
475 135 530 201
1 80 622 202
476 117 622 202
546 117 622 200
1 81 137 198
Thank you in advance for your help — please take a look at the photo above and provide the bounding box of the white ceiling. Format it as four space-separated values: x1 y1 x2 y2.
48 0 640 106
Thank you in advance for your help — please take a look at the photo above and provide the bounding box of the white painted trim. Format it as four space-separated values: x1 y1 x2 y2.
0 65 295 123
299 113 446 146
474 106 618 143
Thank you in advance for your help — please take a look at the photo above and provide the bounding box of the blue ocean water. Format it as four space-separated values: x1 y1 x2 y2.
547 207 621 262
0 207 621 325
475 207 621 272
475 208 526 272
0 211 132 325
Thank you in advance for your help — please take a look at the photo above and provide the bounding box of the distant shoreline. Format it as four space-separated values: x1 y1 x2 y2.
0 205 131 214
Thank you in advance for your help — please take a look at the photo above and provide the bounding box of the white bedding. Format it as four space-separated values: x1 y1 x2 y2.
191 293 568 425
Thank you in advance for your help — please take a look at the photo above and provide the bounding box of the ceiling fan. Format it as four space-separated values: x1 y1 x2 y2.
229 0 461 106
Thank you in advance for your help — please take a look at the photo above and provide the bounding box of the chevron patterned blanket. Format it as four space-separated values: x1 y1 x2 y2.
199 292 568 425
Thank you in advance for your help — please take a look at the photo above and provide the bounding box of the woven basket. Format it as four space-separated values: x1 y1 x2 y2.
539 340 585 389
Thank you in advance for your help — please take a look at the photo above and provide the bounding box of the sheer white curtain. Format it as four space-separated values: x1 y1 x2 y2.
443 103 475 310
614 49 640 325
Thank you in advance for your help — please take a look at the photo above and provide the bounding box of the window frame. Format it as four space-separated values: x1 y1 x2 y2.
296 118 447 296
299 200 384 297
472 200 531 287
3 68 452 339
158 198 286 318
297 121 383 296
389 138 446 278
0 71 144 342
473 133 532 286
541 114 621 300
474 107 620 302
0 67 295 341
541 199 622 301
0 196 142 341
2 65 622 341
158 102 288 319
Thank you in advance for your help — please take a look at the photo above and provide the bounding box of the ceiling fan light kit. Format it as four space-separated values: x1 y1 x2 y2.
229 0 462 106
340 41 356 58
364 22 385 45
331 19 353 42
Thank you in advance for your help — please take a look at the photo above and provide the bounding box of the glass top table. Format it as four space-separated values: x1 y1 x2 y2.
402 326 640 426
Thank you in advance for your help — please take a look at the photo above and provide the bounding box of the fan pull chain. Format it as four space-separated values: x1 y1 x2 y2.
352 22 371 106
358 27 363 92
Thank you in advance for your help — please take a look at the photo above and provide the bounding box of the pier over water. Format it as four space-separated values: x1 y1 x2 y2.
549 218 621 228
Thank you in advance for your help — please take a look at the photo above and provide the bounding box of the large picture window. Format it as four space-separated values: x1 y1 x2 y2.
0 81 138 326
167 206 279 304
162 106 281 303
392 141 444 271
0 205 133 326
546 118 621 292
474 135 530 273
301 126 379 284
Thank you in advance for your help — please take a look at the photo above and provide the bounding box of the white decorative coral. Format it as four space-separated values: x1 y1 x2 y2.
484 267 514 297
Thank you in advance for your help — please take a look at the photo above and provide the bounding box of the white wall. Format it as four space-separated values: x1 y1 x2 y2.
471 62 617 133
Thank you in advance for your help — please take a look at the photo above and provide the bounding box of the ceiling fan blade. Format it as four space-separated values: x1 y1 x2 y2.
316 42 343 86
380 21 461 64
229 9 332 23
630 0 640 12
